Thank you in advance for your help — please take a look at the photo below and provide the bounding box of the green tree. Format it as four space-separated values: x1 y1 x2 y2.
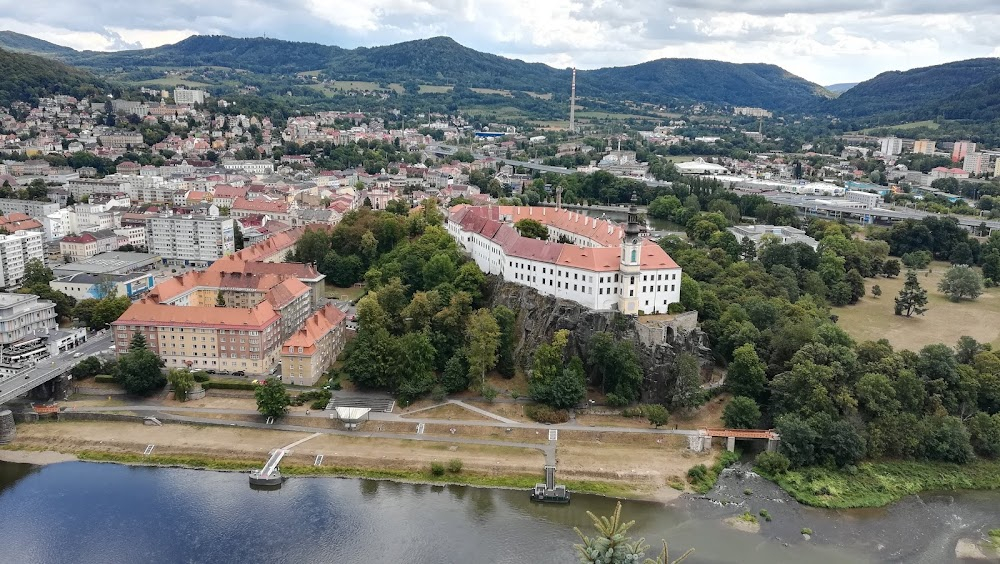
894 270 928 317
514 218 549 240
678 274 702 312
466 308 501 386
168 369 195 402
492 305 517 378
116 345 165 396
671 352 705 413
255 378 290 418
22 258 53 286
645 404 669 428
882 259 901 278
574 501 692 564
901 251 932 270
70 357 102 380
967 412 1000 458
441 350 471 394
393 331 437 402
130 331 148 351
90 296 132 329
722 396 762 429
739 237 757 262
937 265 983 301
871 284 882 298
216 290 226 307
776 413 818 468
726 343 767 402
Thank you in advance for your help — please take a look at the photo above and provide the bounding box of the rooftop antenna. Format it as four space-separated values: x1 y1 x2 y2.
569 67 576 134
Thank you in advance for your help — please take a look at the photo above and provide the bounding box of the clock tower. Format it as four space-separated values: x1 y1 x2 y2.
617 193 642 315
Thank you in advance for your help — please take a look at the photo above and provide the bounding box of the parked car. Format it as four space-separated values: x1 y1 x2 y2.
233 371 246 377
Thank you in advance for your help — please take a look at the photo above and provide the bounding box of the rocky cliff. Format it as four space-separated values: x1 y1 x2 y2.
485 276 709 404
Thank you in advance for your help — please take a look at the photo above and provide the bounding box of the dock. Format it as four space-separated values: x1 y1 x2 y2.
249 448 287 487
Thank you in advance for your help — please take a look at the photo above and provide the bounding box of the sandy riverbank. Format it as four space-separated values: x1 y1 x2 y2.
0 449 78 465
2 419 712 500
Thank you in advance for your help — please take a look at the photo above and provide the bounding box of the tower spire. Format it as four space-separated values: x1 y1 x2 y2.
625 192 641 237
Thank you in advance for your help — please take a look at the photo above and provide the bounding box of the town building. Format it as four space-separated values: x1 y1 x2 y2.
447 202 682 315
0 199 59 220
913 139 936 155
97 133 144 148
733 107 772 118
112 300 282 374
280 304 347 386
879 137 903 156
59 230 121 262
0 231 44 288
221 160 275 175
0 293 57 346
145 214 235 265
51 272 156 300
963 151 996 176
174 88 207 105
51 251 162 278
845 190 882 209
727 225 819 250
230 197 293 224
953 141 977 163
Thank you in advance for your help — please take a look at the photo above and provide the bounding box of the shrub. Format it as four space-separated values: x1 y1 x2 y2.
480 384 498 403
759 509 771 522
605 393 629 407
447 459 463 473
801 528 813 536
687 464 708 482
524 404 569 424
621 406 645 418
310 399 328 410
754 451 791 476
203 380 256 391
430 385 446 402
192 372 211 383
94 374 117 384
738 511 758 524
430 462 445 477
743 488 753 496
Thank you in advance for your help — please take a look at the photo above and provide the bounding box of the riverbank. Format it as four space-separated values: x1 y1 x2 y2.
0 449 77 465
0 419 703 501
761 460 1000 509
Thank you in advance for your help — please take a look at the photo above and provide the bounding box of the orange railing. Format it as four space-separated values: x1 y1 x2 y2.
703 428 777 440
32 404 60 415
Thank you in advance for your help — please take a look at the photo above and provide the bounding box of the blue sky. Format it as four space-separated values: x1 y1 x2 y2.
2 0 999 84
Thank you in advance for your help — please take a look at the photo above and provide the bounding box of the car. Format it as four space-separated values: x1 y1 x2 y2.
73 352 81 358
233 371 246 377
206 369 217 374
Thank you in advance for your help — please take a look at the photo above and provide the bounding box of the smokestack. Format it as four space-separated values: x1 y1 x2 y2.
569 68 576 134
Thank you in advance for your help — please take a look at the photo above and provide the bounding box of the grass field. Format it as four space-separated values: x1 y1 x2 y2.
470 87 513 97
136 76 214 88
862 120 941 133
418 84 453 94
325 285 366 302
832 262 1000 351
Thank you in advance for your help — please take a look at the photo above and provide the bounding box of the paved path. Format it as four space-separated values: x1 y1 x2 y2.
281 432 322 451
448 400 519 425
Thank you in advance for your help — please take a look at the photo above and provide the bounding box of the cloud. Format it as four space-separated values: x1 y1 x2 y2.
0 0 997 84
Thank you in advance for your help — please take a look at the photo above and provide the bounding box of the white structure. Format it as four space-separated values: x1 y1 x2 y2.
221 160 275 175
782 183 846 197
0 293 57 345
0 199 59 220
879 137 903 156
728 225 819 251
845 190 881 209
0 232 44 288
173 88 207 105
448 201 682 315
675 158 729 175
733 107 772 118
145 214 235 265
114 226 147 249
963 151 996 176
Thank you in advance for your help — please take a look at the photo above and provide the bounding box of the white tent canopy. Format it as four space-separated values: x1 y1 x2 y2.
334 406 371 422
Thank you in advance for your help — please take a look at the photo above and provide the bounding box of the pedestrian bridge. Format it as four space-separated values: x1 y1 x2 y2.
689 428 780 452
249 448 286 487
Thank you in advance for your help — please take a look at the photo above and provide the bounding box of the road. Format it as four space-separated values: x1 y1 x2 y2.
0 332 114 406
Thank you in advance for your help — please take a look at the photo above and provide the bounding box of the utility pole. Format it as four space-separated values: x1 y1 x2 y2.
569 67 576 134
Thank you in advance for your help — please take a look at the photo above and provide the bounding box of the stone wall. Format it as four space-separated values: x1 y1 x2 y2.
485 276 711 404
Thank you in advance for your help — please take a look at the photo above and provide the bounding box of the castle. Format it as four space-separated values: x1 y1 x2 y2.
447 200 682 315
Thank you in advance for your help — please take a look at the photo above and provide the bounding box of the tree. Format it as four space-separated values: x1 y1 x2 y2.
645 404 669 428
255 378 290 418
90 296 132 329
726 344 767 402
894 270 928 317
678 274 702 312
130 331 148 351
234 222 245 250
671 352 705 413
901 251 932 270
540 361 588 409
739 237 757 262
116 346 165 396
938 265 983 301
466 308 501 386
968 412 1000 458
574 502 692 564
168 369 195 402
492 306 517 378
871 284 882 298
776 413 818 468
514 218 549 240
70 357 102 380
882 259 901 278
216 290 226 307
441 350 471 394
22 258 53 286
722 396 762 429
846 268 865 303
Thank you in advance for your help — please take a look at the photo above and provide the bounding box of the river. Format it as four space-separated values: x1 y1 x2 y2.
0 461 995 563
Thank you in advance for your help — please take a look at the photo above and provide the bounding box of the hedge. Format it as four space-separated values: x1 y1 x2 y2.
94 375 117 384
203 380 257 391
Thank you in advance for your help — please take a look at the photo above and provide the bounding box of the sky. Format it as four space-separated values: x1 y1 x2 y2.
2 0 999 85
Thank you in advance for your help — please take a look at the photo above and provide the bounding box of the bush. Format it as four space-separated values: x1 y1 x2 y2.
94 374 117 384
738 512 758 524
524 404 570 424
621 406 645 418
192 372 211 383
203 380 256 391
801 528 813 536
687 464 708 482
743 488 753 496
430 385 446 402
480 384 498 403
754 451 791 476
605 393 629 407
310 399 328 410
759 509 771 522
447 459 463 473
430 462 446 477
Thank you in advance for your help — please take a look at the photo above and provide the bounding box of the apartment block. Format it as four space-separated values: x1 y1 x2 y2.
0 293 57 345
0 232 44 287
280 304 347 386
145 214 235 265
0 199 59 220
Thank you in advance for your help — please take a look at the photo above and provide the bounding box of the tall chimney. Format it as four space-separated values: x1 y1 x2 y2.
569 68 576 134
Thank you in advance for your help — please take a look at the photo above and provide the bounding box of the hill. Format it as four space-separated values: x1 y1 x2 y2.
0 30 77 56
824 82 857 94
827 58 1000 119
0 48 106 105
24 33 827 111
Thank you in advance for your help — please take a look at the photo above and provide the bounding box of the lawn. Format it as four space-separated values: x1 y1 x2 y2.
862 120 941 133
832 262 1000 351
136 76 214 88
325 285 366 302
418 84 453 94
470 87 513 97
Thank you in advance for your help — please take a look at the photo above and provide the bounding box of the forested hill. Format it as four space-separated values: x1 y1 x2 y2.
826 58 1000 120
0 48 106 105
24 33 828 111
0 30 77 56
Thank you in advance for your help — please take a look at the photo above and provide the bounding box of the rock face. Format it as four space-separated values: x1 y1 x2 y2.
485 277 710 404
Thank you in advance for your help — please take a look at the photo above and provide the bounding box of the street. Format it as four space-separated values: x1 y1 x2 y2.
0 331 114 405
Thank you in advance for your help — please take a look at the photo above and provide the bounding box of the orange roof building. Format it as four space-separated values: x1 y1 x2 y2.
280 304 347 386
447 204 682 315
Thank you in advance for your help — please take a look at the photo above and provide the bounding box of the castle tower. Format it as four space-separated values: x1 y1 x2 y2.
556 186 563 210
617 193 643 315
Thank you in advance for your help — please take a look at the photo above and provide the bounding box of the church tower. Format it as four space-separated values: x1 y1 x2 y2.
617 193 643 315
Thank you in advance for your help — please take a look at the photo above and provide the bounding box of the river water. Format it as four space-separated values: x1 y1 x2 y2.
0 461 995 563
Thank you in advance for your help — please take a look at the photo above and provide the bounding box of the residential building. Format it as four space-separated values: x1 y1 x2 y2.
210 185 249 208
114 226 147 249
733 107 772 118
0 199 59 220
963 151 994 176
221 160 275 175
145 214 235 265
52 272 156 300
174 88 207 105
230 197 293 224
879 137 903 156
280 304 347 386
727 225 819 251
0 293 57 346
448 203 682 315
930 166 970 180
59 230 120 262
98 133 144 148
913 139 936 155
0 232 44 287
112 300 282 374
953 140 977 163
0 213 44 236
